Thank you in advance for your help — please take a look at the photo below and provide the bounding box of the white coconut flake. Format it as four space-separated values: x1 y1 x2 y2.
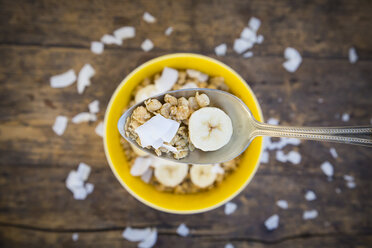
276 200 288 209
329 147 338 158
155 67 179 92
72 112 97 123
303 210 318 220
341 113 350 122
122 227 152 242
165 27 173 36
225 243 234 248
233 38 253 54
131 157 153 176
276 150 301 164
215 43 227 56
77 64 95 94
141 168 153 183
88 100 99 114
85 183 94 194
138 228 157 248
53 115 68 136
77 162 91 181
248 17 261 31
101 34 122 45
267 118 279 125
176 223 190 237
240 27 257 42
186 69 208 82
95 121 104 137
348 47 358 64
243 51 254 58
91 41 104 54
50 69 76 88
181 82 198 89
143 12 156 23
211 164 224 174
283 47 302 73
346 181 356 189
73 186 88 200
66 171 84 192
114 26 135 40
66 163 93 200
265 214 279 231
321 161 334 177
72 233 79 241
305 190 317 201
256 35 264 44
335 188 342 194
343 175 354 181
224 202 237 215
260 150 269 164
141 39 154 52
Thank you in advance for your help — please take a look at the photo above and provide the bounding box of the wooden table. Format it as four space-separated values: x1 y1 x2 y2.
1 0 371 247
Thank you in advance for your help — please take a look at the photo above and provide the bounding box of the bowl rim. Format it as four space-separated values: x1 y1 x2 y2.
103 53 264 214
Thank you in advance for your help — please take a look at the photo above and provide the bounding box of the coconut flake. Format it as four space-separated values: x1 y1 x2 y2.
224 202 237 215
256 35 264 44
181 82 198 89
341 113 350 122
155 67 179 92
131 157 153 176
233 38 253 54
66 163 92 200
215 43 227 56
114 26 135 41
91 41 104 54
72 112 97 123
77 162 91 181
72 233 79 241
335 188 342 194
88 100 99 114
50 69 76 88
276 200 288 209
248 17 261 31
66 171 84 192
225 243 234 248
240 27 257 42
260 150 269 164
141 168 153 183
346 181 356 188
276 150 301 164
321 161 334 177
101 34 122 45
77 64 95 94
138 228 157 248
305 190 317 201
186 69 209 82
122 227 152 242
265 214 279 230
176 223 190 237
211 164 224 174
141 39 154 52
348 47 358 64
85 183 94 194
52 115 68 136
329 147 338 158
283 47 302 73
73 186 88 200
143 12 156 23
95 121 104 137
343 175 354 181
165 27 173 36
303 210 318 220
243 51 254 58
267 118 279 125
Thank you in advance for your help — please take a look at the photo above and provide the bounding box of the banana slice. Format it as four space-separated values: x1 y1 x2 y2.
130 143 148 156
188 107 233 151
135 85 158 103
190 164 217 188
154 162 188 187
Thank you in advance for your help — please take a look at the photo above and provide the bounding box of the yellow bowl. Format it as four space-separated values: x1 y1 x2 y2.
104 53 264 214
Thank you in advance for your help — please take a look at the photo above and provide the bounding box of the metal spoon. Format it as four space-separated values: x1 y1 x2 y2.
118 88 372 164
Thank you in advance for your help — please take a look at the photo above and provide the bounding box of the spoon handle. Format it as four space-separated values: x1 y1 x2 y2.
253 122 372 147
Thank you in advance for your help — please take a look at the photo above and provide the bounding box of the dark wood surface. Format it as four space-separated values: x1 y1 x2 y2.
1 0 372 247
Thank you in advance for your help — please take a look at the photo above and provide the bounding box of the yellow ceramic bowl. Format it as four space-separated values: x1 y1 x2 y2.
104 53 263 214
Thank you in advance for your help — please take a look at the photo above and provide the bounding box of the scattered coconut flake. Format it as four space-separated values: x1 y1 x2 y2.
73 186 88 200
343 175 354 181
91 41 104 54
329 147 338 158
256 35 264 44
143 12 156 23
101 34 122 45
131 157 153 176
77 162 91 181
141 39 154 52
276 150 287 163
321 161 334 178
72 233 79 241
225 243 234 248
85 183 94 194
176 223 190 237
260 150 269 163
224 202 237 215
66 171 84 192
305 190 317 201
50 69 76 88
283 47 302 73
267 118 279 125
66 163 93 200
72 112 97 123
186 69 208 82
114 26 135 40
265 214 279 231
95 121 104 137
341 113 350 122
303 210 318 220
276 200 288 209
88 100 99 114
335 188 341 194
122 227 152 242
155 67 179 92
181 82 198 89
233 38 253 54
141 168 153 183
318 98 324 104
348 47 358 64
215 43 227 56
346 181 356 189
240 27 257 42
52 115 68 136
248 17 261 31
165 27 173 36
135 115 180 149
138 228 157 248
211 164 224 174
276 150 301 164
243 51 254 58
77 64 95 94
